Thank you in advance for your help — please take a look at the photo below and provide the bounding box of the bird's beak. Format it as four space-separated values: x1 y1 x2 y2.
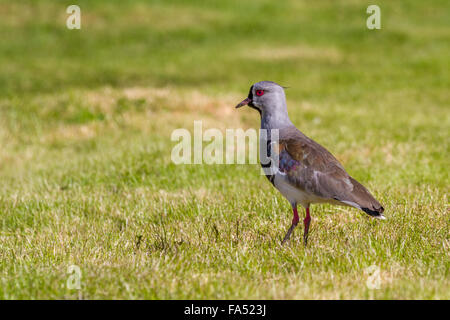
235 97 252 109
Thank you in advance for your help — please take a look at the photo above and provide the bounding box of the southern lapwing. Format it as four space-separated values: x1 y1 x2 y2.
236 81 385 246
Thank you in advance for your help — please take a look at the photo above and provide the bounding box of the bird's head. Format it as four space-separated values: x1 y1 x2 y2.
235 81 287 114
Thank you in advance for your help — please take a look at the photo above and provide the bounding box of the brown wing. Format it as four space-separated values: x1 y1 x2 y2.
277 127 384 216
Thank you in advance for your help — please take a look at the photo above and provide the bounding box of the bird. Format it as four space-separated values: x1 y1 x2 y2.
235 81 385 246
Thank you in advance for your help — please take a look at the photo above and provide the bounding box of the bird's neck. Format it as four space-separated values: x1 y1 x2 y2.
261 103 292 130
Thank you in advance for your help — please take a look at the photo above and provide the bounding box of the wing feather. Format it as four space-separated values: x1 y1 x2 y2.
274 127 384 215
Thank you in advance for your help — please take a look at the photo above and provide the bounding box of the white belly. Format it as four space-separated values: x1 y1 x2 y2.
273 172 328 208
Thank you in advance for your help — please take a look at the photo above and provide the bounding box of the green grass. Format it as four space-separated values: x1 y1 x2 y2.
0 0 449 299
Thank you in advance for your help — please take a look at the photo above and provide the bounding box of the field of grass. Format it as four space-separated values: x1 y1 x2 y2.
0 0 448 299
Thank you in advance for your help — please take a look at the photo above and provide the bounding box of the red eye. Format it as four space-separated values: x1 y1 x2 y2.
255 90 264 96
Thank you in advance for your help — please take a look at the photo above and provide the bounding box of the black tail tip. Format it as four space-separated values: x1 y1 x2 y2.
362 206 385 217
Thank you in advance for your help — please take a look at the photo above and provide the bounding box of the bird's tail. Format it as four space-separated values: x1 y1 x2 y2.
340 177 385 219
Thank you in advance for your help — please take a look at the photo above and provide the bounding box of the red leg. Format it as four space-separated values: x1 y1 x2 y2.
303 207 311 246
292 207 299 226
282 205 299 245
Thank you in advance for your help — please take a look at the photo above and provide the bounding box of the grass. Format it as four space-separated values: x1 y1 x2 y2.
0 0 448 299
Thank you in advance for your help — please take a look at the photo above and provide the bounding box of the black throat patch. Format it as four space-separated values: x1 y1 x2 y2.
247 85 261 115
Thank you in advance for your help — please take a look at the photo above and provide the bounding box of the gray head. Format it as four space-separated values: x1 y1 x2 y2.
235 81 287 115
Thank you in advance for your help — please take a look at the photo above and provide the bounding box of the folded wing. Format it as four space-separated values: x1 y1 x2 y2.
276 127 384 217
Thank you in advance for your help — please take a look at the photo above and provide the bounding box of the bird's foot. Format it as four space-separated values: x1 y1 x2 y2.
281 223 297 245
303 215 311 247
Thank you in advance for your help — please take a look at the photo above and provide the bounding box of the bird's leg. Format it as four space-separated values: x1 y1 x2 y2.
281 205 299 245
303 207 311 246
